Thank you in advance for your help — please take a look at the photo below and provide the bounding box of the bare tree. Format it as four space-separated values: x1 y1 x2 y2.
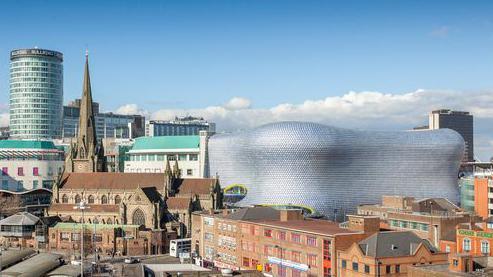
0 195 23 217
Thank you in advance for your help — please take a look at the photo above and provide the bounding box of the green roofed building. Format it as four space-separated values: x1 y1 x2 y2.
124 132 211 178
0 140 64 192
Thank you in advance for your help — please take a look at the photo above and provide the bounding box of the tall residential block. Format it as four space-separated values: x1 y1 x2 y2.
9 48 63 139
429 109 474 162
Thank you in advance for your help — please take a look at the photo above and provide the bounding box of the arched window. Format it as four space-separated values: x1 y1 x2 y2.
107 218 113 224
132 209 146 226
101 195 108 204
88 195 95 204
75 194 81 204
463 238 471 252
62 194 68 203
114 195 121 204
93 217 99 224
481 241 490 255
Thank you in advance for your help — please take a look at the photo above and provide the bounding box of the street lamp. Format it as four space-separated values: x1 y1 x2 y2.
74 200 90 277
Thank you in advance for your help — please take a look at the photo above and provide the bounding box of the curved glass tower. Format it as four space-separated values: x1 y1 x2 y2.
10 48 63 139
209 121 465 218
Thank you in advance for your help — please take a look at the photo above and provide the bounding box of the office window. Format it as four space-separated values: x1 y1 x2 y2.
307 254 317 268
352 262 359 271
178 154 187 161
364 264 370 273
323 239 332 260
396 264 400 273
242 257 249 267
278 231 286 240
1 167 7 176
17 167 24 176
33 180 38 189
167 155 176 161
33 167 39 176
291 251 301 262
386 265 391 274
187 169 193 176
342 260 347 269
463 238 471 251
264 229 272 238
481 241 490 254
291 233 301 243
307 236 317 246
189 154 198 161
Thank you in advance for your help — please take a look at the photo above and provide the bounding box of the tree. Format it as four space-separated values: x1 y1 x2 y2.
0 194 23 217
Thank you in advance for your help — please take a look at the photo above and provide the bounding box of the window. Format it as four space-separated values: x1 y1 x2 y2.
445 245 451 253
291 269 301 277
463 238 471 252
264 229 272 238
386 265 391 274
187 169 193 176
17 181 23 191
291 233 301 243
189 154 198 161
88 195 95 204
342 259 347 269
364 264 370 273
307 236 317 246
278 266 286 277
291 251 301 262
114 195 121 204
352 262 359 271
278 231 286 240
42 180 52 189
132 209 146 226
307 254 317 268
17 167 24 176
60 232 70 241
178 154 187 161
243 257 250 267
32 180 38 189
481 241 490 254
1 167 7 176
33 167 39 176
323 239 332 260
101 195 108 204
75 194 81 204
167 155 176 161
396 264 400 273
453 259 459 266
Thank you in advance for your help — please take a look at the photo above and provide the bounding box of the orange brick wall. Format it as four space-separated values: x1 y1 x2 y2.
474 178 489 219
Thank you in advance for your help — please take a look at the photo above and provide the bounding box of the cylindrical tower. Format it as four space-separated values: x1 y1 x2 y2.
9 48 63 139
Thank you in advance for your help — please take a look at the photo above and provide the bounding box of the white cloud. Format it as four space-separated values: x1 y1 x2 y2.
115 104 149 116
223 97 251 110
146 91 493 160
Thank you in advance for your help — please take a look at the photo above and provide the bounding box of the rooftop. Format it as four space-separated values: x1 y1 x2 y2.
50 203 120 213
0 212 39 226
0 140 58 150
358 231 439 258
130 136 200 151
59 173 165 190
253 218 358 236
52 222 140 230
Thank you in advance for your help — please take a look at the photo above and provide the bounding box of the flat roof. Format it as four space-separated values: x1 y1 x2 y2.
250 218 359 236
130 136 200 151
0 140 59 150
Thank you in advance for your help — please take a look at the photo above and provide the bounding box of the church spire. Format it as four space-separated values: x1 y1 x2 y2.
76 52 97 159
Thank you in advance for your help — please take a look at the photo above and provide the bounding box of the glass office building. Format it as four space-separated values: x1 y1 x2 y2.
9 49 63 139
209 121 464 217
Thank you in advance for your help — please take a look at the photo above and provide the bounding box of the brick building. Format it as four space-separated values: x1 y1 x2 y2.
337 231 448 276
358 195 479 247
191 207 378 277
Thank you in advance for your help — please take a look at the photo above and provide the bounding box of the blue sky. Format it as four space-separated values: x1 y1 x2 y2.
1 0 492 110
1 0 493 158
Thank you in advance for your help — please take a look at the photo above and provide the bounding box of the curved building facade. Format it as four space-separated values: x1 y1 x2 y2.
209 122 464 218
10 48 63 139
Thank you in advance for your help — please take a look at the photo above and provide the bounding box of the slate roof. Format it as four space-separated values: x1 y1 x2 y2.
0 212 39 226
225 207 281 221
415 198 461 212
130 136 200 151
141 187 162 203
358 231 438 258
